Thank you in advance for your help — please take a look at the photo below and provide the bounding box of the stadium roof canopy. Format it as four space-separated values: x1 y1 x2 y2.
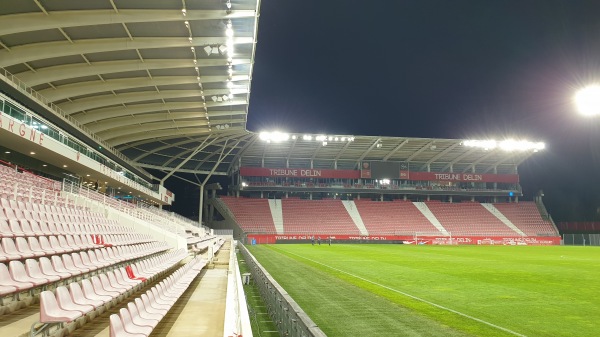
0 0 542 180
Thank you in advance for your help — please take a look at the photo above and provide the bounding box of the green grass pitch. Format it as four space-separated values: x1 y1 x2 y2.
246 244 600 336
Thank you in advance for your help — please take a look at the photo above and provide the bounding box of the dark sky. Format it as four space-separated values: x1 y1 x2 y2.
171 1 600 221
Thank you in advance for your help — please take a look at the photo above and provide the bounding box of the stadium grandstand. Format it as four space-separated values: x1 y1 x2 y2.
0 1 563 337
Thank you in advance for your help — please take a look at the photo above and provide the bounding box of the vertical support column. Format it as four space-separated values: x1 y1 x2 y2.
448 195 453 203
203 188 209 224
198 184 204 226
493 166 498 190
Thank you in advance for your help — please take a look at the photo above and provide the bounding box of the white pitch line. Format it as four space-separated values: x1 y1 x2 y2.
279 248 527 337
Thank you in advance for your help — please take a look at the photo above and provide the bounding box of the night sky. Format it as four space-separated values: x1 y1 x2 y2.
169 1 600 222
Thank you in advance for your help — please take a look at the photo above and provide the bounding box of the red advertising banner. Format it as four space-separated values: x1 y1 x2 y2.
247 234 560 245
240 167 518 183
240 167 360 179
406 172 519 183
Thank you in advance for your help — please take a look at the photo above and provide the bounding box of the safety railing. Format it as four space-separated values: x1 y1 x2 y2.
239 244 327 337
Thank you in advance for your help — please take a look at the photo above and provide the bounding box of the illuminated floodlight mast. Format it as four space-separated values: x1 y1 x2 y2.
463 139 545 152
575 85 600 117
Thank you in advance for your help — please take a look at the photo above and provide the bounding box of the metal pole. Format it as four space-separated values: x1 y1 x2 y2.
198 184 204 227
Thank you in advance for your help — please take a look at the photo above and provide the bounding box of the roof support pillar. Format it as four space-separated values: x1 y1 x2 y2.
198 139 240 226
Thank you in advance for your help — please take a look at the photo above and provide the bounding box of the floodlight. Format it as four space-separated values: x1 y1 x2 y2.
303 135 313 141
227 81 234 88
219 45 228 54
341 137 346 141
203 46 212 56
575 84 600 116
292 135 297 140
226 27 234 37
212 46 219 55
464 139 497 150
211 96 218 102
259 131 290 142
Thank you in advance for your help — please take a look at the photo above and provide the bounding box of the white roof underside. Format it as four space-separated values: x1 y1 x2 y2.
0 0 536 177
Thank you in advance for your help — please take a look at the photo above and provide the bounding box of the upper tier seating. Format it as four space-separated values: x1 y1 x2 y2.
221 196 277 234
355 200 442 235
493 202 558 236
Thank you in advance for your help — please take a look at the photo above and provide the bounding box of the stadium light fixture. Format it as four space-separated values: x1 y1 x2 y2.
259 131 290 142
464 139 545 152
303 135 313 141
575 84 600 117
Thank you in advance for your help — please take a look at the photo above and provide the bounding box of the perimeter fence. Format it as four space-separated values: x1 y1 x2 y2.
238 244 328 337
562 234 600 246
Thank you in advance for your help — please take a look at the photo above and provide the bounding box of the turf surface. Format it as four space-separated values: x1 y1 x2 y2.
247 244 600 337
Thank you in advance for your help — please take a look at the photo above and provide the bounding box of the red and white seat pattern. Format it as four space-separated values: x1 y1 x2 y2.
109 257 207 337
38 250 190 328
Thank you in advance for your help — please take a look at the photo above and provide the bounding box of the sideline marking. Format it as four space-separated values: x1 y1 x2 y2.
272 247 527 337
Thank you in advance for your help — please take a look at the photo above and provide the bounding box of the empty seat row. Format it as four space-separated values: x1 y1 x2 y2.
0 218 133 238
104 234 155 246
110 256 208 337
39 249 190 328
1 197 116 224
1 207 127 228
0 242 171 297
1 235 99 261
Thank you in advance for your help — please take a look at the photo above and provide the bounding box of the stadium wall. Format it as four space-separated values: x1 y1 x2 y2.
246 234 561 246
